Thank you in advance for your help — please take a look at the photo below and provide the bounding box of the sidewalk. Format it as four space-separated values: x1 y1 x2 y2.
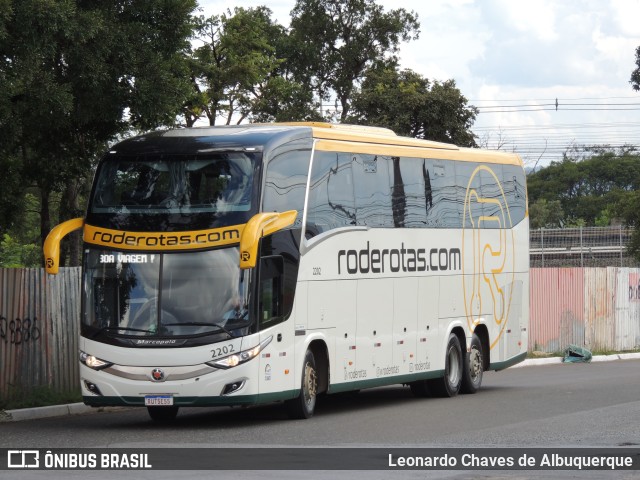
2 353 639 422
510 351 640 368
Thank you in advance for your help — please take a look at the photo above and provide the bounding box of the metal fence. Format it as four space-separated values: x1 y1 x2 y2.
0 268 81 397
530 267 640 353
1 265 639 396
530 226 640 268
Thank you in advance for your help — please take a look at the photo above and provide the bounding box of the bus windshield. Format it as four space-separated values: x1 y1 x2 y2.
88 153 259 231
83 248 251 338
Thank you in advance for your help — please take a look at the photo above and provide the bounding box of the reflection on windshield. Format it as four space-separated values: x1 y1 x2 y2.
91 154 255 215
83 248 250 337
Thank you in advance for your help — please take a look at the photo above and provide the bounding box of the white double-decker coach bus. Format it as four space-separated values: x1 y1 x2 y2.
44 123 529 421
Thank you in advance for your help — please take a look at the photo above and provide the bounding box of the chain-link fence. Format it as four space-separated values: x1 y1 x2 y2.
530 226 640 268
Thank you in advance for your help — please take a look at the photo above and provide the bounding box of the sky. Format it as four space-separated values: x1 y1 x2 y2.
197 0 640 167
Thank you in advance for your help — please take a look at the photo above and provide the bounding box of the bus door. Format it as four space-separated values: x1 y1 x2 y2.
257 255 294 394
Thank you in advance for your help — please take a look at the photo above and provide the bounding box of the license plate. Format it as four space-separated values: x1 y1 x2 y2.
144 395 173 406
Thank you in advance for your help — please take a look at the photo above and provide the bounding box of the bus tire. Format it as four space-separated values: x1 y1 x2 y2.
461 333 483 394
147 406 179 422
428 333 463 397
285 349 318 419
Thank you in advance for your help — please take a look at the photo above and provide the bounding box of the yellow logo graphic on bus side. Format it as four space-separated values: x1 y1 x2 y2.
84 224 244 251
461 165 516 349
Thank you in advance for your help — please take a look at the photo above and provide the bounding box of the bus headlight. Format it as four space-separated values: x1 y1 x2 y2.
80 351 113 370
206 336 272 370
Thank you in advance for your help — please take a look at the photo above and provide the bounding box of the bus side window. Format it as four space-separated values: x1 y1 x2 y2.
352 153 394 228
262 150 311 227
307 151 355 238
258 255 284 329
426 159 460 228
392 157 428 228
501 164 527 226
478 164 505 229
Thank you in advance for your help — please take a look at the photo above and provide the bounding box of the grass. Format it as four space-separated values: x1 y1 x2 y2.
0 385 82 411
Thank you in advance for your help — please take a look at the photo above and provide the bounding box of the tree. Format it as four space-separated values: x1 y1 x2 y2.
186 7 320 126
0 0 197 266
527 147 640 228
528 199 565 229
631 45 640 91
289 0 419 122
0 192 40 267
348 65 478 146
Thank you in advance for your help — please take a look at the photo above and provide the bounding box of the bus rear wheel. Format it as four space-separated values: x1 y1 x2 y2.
428 333 463 397
461 333 483 394
147 405 179 422
285 349 318 419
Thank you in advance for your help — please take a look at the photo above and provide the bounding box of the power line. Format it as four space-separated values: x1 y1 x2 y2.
479 107 640 113
470 96 640 102
478 102 640 109
473 121 640 131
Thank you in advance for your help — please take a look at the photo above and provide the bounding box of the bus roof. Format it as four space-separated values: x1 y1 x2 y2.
292 122 523 167
108 123 523 167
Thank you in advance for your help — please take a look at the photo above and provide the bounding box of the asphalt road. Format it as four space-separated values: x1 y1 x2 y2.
2 359 639 479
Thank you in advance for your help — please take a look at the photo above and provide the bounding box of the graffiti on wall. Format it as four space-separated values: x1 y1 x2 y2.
0 315 41 345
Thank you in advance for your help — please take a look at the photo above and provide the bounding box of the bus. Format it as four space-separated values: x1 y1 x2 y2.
44 123 529 421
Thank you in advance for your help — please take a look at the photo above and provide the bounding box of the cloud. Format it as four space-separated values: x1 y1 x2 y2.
610 0 640 36
468 0 637 88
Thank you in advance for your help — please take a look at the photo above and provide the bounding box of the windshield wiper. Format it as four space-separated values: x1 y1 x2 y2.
162 322 234 338
92 325 156 338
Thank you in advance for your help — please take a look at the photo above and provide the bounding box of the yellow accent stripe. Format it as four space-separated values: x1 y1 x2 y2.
314 139 523 166
83 224 244 251
308 122 453 147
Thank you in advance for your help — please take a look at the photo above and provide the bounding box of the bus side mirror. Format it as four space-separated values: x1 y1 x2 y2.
239 210 297 269
43 218 84 274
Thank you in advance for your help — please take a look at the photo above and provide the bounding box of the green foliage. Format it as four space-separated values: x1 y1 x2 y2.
595 206 616 227
0 385 81 410
0 234 39 267
529 199 565 229
348 65 478 146
632 45 640 91
289 0 420 121
615 190 640 260
0 193 41 267
248 75 324 123
186 7 320 126
0 0 198 264
527 148 640 226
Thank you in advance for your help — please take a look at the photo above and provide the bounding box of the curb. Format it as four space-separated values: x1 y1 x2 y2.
1 404 128 423
511 351 640 368
4 403 94 422
2 353 639 422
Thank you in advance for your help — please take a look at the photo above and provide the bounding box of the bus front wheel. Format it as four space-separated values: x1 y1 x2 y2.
428 333 463 397
285 349 318 419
